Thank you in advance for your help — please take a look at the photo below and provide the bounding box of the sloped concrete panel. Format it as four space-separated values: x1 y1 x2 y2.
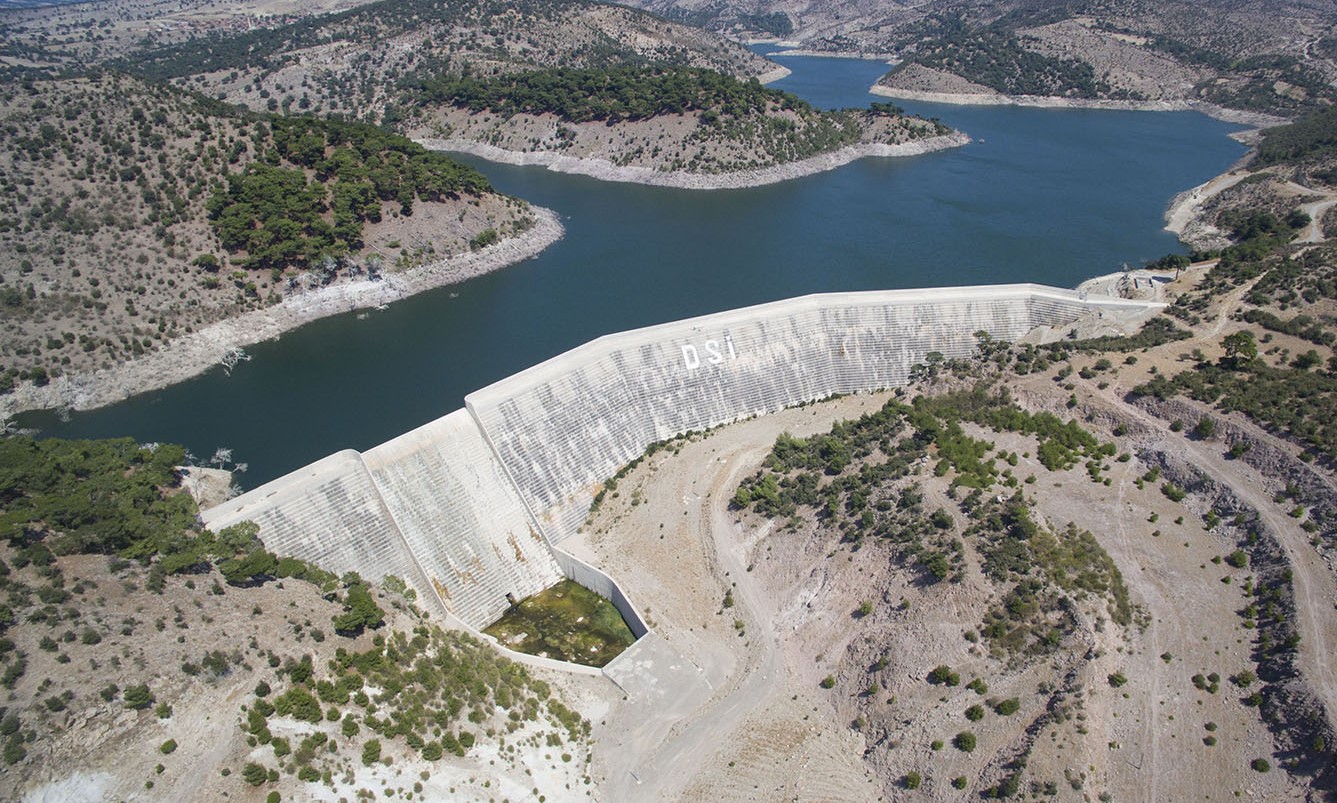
466 285 1153 543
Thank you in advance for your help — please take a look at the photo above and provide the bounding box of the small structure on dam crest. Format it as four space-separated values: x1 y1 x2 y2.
202 283 1160 644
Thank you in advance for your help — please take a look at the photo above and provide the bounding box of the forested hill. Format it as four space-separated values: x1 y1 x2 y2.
405 65 953 175
101 0 774 125
0 72 531 395
620 0 1337 116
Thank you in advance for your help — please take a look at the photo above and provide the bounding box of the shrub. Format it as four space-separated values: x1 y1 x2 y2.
965 704 984 721
954 731 976 752
993 697 1020 716
160 739 177 754
928 665 960 686
241 762 268 786
123 684 153 710
819 675 836 689
904 771 921 790
1108 672 1128 687
1251 758 1271 772
361 739 381 765
1225 550 1249 568
952 776 968 789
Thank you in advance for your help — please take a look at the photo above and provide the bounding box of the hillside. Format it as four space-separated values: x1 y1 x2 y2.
619 0 1337 117
575 230 1337 797
0 72 538 400
110 0 778 125
0 436 597 801
403 66 954 180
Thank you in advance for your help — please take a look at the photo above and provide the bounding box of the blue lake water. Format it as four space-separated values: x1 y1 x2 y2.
16 52 1248 487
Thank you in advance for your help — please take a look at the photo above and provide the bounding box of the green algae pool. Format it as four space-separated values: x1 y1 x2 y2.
483 579 636 667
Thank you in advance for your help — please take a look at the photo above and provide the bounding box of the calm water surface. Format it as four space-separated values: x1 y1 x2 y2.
17 52 1247 487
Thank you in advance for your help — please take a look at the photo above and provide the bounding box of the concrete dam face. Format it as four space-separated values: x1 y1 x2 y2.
202 284 1159 631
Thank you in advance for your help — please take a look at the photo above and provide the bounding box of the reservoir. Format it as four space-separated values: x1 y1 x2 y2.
16 52 1248 487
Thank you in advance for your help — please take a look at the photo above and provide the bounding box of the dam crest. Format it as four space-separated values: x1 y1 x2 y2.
202 283 1160 646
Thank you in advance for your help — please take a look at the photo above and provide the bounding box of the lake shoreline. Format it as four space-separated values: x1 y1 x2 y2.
0 207 565 420
868 84 1287 128
417 132 970 190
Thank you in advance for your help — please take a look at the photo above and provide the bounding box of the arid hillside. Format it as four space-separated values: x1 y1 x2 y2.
0 72 534 395
620 0 1337 116
0 438 601 802
576 245 1337 798
17 0 778 125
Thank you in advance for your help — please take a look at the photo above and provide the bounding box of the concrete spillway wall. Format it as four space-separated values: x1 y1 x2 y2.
202 284 1159 631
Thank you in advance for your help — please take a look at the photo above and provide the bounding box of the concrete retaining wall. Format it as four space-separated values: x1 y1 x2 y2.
202 284 1159 634
466 285 1155 543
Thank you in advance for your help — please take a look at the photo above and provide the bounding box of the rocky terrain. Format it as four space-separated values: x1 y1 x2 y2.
115 0 777 124
571 242 1337 797
0 71 544 409
0 439 603 802
620 0 1337 117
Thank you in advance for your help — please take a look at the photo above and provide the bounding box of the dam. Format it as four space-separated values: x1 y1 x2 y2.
201 283 1160 635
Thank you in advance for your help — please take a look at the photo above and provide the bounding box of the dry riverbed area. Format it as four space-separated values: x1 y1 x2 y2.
567 273 1337 800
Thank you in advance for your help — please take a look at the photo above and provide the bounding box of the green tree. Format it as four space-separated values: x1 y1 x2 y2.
361 739 381 765
333 579 384 634
1221 331 1258 369
241 762 268 786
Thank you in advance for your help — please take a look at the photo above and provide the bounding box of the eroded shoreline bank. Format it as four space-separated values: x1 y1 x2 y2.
0 207 565 419
417 132 970 190
868 84 1287 128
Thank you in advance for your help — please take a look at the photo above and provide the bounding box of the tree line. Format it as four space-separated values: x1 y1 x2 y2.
405 65 808 124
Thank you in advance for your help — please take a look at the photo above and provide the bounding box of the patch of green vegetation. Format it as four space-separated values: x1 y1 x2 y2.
1048 316 1192 354
1135 340 1337 461
969 493 1132 658
897 17 1111 99
208 117 491 271
484 579 635 667
1256 107 1337 166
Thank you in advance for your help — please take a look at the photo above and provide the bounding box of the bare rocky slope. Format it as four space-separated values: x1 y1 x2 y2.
618 0 1337 117
572 245 1337 798
112 0 777 124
